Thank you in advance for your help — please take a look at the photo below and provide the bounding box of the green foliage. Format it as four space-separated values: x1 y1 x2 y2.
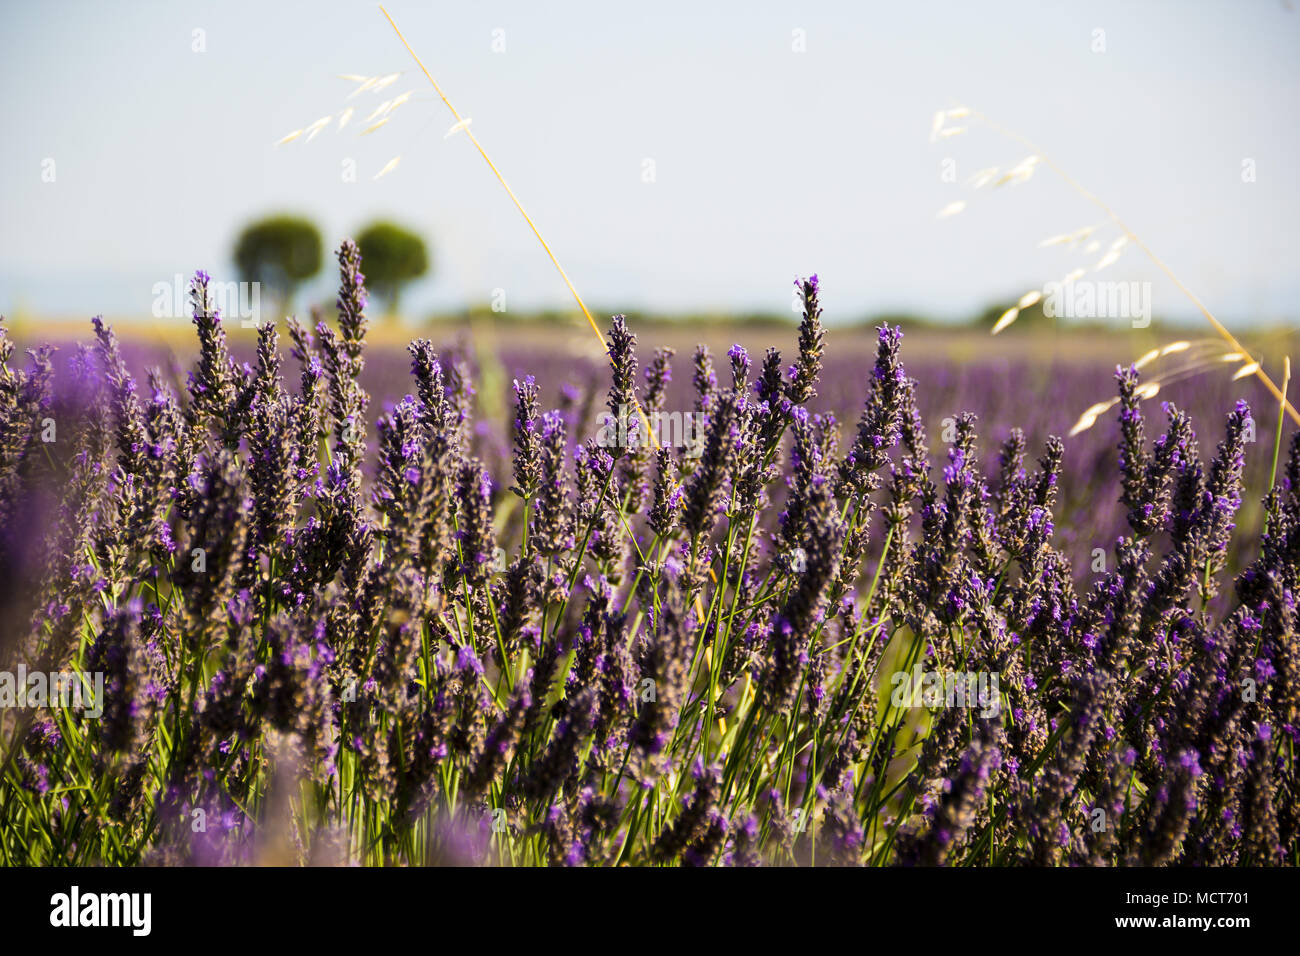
232 214 323 305
356 221 430 312
972 298 1054 332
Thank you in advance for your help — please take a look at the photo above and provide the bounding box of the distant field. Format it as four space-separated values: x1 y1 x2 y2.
11 310 1297 364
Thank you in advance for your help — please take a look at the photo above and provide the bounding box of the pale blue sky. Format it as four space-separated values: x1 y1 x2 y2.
2 0 1299 325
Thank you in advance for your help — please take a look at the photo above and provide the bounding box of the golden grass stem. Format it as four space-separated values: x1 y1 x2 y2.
378 5 660 448
1270 356 1291 493
970 109 1299 426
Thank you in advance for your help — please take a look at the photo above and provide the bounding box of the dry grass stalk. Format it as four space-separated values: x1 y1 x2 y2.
935 106 1298 426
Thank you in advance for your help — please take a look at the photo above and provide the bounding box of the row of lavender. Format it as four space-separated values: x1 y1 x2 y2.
50 330 1287 596
0 243 1295 864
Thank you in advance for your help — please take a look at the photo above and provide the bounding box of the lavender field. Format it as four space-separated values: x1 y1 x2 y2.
0 252 1295 867
3 1 1299 886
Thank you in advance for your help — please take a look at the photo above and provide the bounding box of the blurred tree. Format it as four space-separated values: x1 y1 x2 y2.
972 296 1053 333
233 214 322 313
356 221 430 315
